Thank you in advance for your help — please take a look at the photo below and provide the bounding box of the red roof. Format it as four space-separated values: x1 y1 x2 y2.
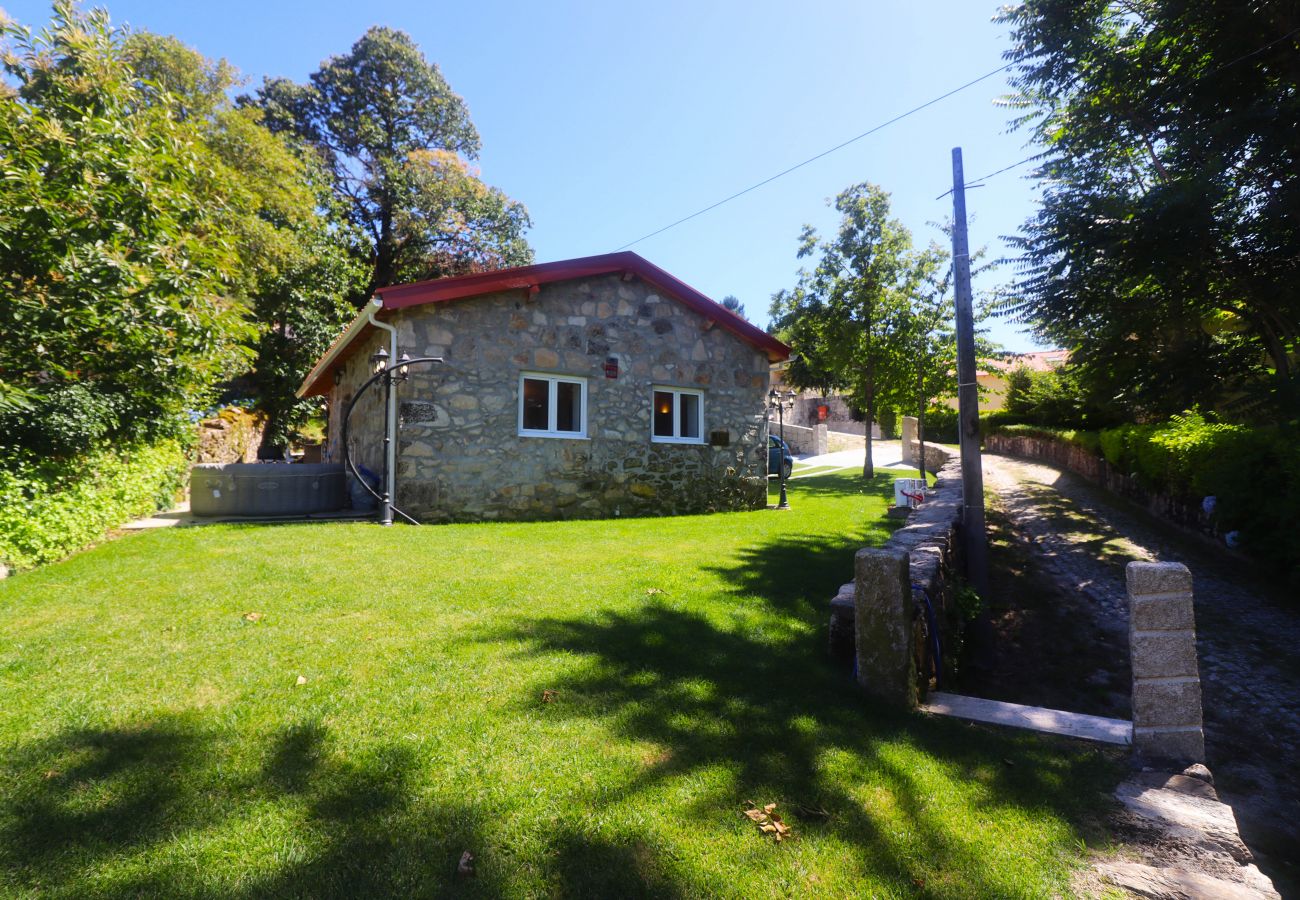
298 252 789 397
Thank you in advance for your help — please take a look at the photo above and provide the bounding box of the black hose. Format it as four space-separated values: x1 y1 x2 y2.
913 582 944 690
338 356 444 526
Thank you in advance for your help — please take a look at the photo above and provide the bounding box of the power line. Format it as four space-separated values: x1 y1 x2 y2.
936 25 1300 199
613 60 1017 251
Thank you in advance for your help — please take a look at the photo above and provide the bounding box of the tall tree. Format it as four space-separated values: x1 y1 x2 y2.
0 3 254 454
896 241 957 478
720 295 748 320
770 184 920 477
997 1 1300 421
126 31 367 452
247 27 532 294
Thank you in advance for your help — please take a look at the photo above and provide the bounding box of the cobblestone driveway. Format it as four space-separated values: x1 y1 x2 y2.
982 453 1300 884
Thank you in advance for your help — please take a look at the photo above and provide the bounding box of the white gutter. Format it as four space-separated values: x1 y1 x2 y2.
365 298 399 519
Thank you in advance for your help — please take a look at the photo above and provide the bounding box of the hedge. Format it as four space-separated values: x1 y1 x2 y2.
987 412 1300 584
0 440 189 571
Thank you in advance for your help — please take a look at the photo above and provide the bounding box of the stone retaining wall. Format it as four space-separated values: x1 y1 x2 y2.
196 408 266 465
826 430 863 453
829 454 966 705
771 422 826 456
985 432 1220 542
901 416 954 472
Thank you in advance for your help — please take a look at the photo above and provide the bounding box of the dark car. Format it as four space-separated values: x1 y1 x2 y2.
768 435 793 479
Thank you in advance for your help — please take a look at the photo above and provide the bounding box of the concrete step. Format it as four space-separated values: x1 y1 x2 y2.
921 691 1132 745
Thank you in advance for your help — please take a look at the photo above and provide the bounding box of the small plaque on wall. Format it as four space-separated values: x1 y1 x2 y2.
709 429 730 447
604 357 619 378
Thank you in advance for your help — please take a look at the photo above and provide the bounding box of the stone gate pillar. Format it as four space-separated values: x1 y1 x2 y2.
855 547 917 708
1126 561 1206 763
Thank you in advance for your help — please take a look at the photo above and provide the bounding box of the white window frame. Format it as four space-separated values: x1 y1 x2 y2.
651 386 706 444
518 372 588 439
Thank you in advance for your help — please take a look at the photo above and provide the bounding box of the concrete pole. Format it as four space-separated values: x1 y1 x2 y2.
950 147 990 598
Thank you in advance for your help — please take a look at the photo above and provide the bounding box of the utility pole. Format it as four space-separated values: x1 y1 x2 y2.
949 147 990 599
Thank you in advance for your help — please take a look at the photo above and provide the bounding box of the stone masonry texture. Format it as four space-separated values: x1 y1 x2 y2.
1127 561 1206 764
327 273 771 521
854 547 917 708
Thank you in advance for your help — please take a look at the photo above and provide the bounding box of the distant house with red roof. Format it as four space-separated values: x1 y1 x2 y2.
941 349 1071 412
297 252 790 522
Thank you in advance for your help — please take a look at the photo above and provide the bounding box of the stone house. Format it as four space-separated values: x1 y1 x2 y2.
297 252 790 521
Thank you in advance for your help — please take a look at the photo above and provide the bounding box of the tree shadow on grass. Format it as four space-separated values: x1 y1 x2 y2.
476 599 1123 896
0 716 504 898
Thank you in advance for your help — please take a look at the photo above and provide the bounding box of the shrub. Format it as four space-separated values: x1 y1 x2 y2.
0 440 190 570
878 407 898 440
920 406 960 443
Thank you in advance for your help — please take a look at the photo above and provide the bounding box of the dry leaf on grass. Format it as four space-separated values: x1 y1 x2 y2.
295 675 307 686
541 689 558 703
645 588 666 596
457 850 475 877
243 612 262 622
742 802 792 843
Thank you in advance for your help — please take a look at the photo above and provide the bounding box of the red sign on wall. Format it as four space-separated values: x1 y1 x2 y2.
817 404 829 421
604 357 619 379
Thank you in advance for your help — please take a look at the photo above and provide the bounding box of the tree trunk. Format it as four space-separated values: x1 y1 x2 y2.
863 380 875 479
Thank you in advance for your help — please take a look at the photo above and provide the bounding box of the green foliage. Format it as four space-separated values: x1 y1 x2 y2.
248 26 532 293
920 405 960 443
0 440 189 570
997 2 1300 420
114 30 368 452
0 3 256 447
1001 364 1117 430
994 409 1300 583
877 407 898 440
986 422 1102 457
771 184 945 475
720 295 747 320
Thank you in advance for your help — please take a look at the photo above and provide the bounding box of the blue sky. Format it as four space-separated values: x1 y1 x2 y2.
5 0 1048 350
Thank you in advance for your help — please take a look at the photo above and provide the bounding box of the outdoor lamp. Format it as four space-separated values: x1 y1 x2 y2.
395 352 411 383
370 345 389 373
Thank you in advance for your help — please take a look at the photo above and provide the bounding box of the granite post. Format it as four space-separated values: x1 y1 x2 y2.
855 547 917 708
1127 561 1205 763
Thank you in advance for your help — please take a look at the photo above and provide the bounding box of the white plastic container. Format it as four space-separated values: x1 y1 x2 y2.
893 478 927 509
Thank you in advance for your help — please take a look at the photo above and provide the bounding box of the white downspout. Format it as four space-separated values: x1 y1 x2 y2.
366 297 398 520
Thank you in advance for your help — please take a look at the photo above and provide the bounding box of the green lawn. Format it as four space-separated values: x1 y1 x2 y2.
0 470 1118 898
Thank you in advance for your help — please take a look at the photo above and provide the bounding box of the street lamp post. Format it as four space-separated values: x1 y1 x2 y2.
341 352 442 526
769 388 795 510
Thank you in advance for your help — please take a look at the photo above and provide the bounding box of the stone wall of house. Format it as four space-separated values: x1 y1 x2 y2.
326 331 392 498
329 273 773 521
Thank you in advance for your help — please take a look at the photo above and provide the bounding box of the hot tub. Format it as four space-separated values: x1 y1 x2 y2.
190 463 347 517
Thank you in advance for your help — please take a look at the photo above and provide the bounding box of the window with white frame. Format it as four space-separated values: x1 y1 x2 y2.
519 373 587 438
651 387 704 443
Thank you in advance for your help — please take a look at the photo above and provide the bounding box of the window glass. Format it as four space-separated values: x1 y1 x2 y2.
653 390 674 437
556 380 582 433
679 392 701 438
522 378 549 431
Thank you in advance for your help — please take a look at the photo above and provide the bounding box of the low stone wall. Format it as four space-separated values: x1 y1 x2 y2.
828 455 965 705
196 408 266 465
769 423 879 456
900 416 954 472
771 421 826 456
985 432 1217 540
826 430 863 453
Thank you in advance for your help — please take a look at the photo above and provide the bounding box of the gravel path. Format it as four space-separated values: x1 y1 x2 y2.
982 453 1300 886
